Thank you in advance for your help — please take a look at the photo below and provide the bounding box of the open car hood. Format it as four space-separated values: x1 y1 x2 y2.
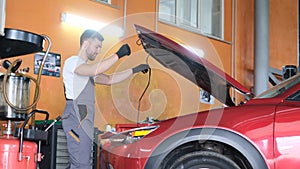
134 24 253 106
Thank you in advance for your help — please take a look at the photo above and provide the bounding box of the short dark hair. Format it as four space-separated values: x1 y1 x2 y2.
80 29 104 47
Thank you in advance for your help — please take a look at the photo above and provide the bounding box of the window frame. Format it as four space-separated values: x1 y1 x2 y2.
158 0 224 40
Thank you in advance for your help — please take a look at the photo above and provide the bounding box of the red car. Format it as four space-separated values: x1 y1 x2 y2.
100 24 300 169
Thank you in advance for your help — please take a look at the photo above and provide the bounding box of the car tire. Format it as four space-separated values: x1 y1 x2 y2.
168 151 241 169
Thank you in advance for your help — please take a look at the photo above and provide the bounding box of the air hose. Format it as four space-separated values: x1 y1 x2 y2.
136 54 151 125
135 37 152 125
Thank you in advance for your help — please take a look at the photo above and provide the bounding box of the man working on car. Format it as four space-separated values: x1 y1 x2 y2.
62 29 149 169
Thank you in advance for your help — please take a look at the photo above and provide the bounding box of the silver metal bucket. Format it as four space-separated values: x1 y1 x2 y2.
0 75 30 120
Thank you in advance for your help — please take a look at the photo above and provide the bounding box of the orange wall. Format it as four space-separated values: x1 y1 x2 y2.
235 0 255 90
269 0 298 68
235 0 298 91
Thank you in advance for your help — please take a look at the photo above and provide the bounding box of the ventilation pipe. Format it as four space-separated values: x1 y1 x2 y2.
0 0 5 36
254 0 269 95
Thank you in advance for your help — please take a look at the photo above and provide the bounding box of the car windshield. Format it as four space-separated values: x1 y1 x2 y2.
256 73 300 98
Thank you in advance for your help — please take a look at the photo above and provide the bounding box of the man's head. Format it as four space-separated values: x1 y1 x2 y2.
80 29 104 61
80 29 104 47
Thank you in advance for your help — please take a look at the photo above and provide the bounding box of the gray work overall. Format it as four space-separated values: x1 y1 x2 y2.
62 77 95 169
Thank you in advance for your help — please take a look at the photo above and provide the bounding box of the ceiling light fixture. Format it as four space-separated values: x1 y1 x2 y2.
61 12 124 37
61 12 107 30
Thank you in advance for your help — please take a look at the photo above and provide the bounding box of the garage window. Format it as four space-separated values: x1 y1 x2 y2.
159 0 224 39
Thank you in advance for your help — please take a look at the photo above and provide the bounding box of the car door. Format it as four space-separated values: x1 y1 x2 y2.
274 90 300 168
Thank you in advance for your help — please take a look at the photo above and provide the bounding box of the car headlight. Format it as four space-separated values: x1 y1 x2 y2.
109 126 159 144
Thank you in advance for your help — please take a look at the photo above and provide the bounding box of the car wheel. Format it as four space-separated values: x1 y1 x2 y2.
168 151 241 169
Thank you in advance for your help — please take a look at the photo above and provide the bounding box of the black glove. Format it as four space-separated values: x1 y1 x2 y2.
116 44 131 58
132 64 150 74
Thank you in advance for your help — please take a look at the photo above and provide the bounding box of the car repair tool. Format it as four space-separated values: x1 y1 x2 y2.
15 110 49 162
69 129 80 142
44 115 62 131
36 115 62 161
0 27 54 169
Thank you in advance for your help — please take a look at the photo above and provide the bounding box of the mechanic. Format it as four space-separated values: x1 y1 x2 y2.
62 29 149 169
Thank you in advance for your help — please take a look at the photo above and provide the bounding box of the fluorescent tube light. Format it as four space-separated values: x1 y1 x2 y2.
61 12 106 30
61 12 124 37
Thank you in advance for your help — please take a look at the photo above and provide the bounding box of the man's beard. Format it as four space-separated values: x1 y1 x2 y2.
87 51 96 61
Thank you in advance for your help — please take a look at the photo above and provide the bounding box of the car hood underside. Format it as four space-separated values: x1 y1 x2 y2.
134 24 253 107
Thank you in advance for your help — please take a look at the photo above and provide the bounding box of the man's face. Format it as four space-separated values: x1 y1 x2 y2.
86 38 102 61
